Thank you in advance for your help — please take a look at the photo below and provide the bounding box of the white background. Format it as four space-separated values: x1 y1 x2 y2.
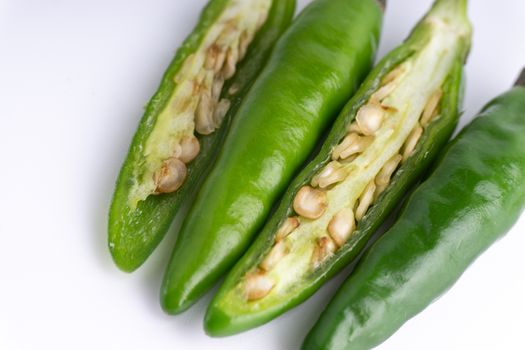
1 0 524 349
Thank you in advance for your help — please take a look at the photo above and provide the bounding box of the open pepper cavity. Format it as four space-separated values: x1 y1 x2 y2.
205 0 472 336
161 0 384 315
129 0 272 206
108 0 296 272
301 68 525 350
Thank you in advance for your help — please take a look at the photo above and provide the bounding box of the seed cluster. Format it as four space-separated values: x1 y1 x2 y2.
154 136 200 194
152 5 269 195
244 66 444 301
245 217 299 301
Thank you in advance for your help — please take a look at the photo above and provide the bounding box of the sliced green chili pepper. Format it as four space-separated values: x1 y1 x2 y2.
301 69 525 350
205 0 471 336
161 0 385 315
108 0 296 272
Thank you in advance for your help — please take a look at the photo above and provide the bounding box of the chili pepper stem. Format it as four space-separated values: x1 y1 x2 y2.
515 68 525 87
432 0 468 14
426 0 470 39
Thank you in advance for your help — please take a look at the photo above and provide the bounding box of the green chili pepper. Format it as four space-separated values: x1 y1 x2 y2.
108 0 296 272
301 69 525 350
161 0 385 315
205 0 471 336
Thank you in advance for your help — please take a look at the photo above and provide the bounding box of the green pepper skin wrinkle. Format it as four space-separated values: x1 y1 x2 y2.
205 0 471 337
302 72 525 350
161 0 384 315
108 0 296 272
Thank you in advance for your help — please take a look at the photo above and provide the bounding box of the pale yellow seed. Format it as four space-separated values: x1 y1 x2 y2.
356 104 385 136
375 154 403 199
311 161 336 187
195 93 215 135
420 89 443 127
214 50 227 74
213 98 231 127
347 122 362 134
375 183 388 199
194 69 207 87
328 208 356 247
376 154 403 187
223 47 238 79
245 270 274 301
256 11 269 30
332 133 374 160
319 172 344 189
228 83 240 95
238 31 251 60
154 158 187 194
203 69 214 91
179 136 201 164
275 217 300 241
260 241 287 271
370 82 396 104
293 186 328 219
192 80 203 95
217 21 236 45
341 135 374 159
355 181 377 221
172 143 183 159
340 154 358 164
212 77 225 101
205 44 221 70
332 134 355 160
312 236 337 269
311 161 347 189
382 66 404 85
402 125 424 161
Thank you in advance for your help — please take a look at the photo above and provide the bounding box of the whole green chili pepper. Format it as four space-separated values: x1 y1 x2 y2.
301 70 525 350
108 0 296 272
205 0 471 336
161 0 385 314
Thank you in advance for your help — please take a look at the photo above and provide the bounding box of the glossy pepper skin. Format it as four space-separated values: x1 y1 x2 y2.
108 0 296 272
161 0 384 314
302 71 525 350
205 0 471 336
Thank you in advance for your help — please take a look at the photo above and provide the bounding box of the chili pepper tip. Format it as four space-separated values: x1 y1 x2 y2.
376 0 386 11
515 68 525 87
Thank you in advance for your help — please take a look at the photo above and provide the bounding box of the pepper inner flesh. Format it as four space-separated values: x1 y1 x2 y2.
128 0 272 208
237 18 468 305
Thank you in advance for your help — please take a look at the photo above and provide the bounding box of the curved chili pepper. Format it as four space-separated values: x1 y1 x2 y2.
301 69 525 350
161 0 385 315
205 0 471 336
108 0 296 272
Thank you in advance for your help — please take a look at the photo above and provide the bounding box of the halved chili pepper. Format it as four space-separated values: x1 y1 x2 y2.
161 0 385 315
108 0 296 272
205 0 472 336
301 69 525 350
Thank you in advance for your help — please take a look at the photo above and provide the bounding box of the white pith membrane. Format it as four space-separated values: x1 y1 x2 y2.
128 0 272 208
241 20 466 303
